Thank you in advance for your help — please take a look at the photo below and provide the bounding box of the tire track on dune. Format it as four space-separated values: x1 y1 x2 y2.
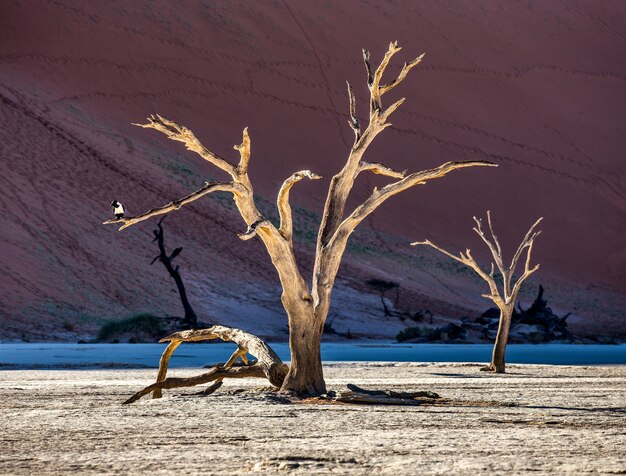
397 109 596 172
55 88 338 119
281 0 350 149
325 55 626 82
390 124 621 194
44 0 261 68
56 88 219 104
0 87 164 198
42 0 626 83
414 6 624 204
47 84 620 198
4 51 609 177
9 55 337 117
560 0 626 43
5 53 619 200
0 53 251 94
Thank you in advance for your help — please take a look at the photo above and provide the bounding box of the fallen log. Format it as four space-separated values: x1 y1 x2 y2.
124 325 288 404
346 383 440 400
326 384 441 406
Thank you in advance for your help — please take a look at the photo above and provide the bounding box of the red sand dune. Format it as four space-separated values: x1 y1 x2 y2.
0 0 624 340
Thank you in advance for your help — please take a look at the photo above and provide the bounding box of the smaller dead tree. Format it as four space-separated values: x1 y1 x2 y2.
151 217 198 328
412 212 542 373
367 279 399 317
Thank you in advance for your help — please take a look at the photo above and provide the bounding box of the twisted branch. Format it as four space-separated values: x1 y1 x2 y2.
336 161 497 245
125 325 288 404
346 82 360 143
357 161 406 179
277 170 322 242
134 114 236 176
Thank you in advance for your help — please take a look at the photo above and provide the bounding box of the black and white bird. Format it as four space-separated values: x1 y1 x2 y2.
110 200 125 219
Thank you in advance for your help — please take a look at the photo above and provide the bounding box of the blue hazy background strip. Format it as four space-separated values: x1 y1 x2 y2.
1 343 625 369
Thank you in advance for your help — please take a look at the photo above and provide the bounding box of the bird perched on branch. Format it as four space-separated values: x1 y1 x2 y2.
110 200 125 219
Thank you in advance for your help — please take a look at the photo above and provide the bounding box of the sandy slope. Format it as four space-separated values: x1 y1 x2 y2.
1 364 625 474
0 1 625 339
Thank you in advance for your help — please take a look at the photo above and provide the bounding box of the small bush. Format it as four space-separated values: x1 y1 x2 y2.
396 326 431 342
96 314 164 342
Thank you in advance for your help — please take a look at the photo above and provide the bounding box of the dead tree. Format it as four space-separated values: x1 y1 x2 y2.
104 42 496 395
367 279 399 317
412 211 542 373
151 217 198 328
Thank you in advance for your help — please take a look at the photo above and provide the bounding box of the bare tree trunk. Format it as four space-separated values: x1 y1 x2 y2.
486 305 513 373
171 270 198 327
281 312 325 395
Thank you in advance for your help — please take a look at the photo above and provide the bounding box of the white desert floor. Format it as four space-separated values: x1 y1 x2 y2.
1 363 625 475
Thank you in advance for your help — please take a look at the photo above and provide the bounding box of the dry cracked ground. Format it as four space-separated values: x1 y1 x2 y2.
1 363 625 474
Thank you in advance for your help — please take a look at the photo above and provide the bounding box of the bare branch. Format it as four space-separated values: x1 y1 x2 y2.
411 239 467 265
346 82 361 143
413 213 542 310
357 161 406 179
103 181 240 231
463 249 501 303
472 215 505 274
152 340 181 399
362 48 373 88
234 127 251 174
509 217 544 270
315 42 427 257
486 210 502 257
379 53 426 95
127 115 311 317
337 161 497 239
369 41 402 114
311 160 496 311
380 97 406 122
510 240 541 300
277 170 322 242
411 240 502 305
133 115 236 177
125 364 266 404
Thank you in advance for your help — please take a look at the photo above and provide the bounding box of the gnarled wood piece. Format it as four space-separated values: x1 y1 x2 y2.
330 384 441 406
346 383 440 400
125 325 288 404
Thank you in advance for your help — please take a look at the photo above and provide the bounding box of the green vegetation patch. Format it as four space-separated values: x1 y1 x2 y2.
96 313 165 342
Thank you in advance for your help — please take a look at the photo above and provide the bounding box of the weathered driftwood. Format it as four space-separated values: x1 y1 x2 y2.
105 42 496 395
330 384 441 406
412 212 542 373
124 325 288 404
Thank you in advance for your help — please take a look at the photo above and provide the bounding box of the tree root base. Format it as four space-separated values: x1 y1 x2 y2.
480 364 505 373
